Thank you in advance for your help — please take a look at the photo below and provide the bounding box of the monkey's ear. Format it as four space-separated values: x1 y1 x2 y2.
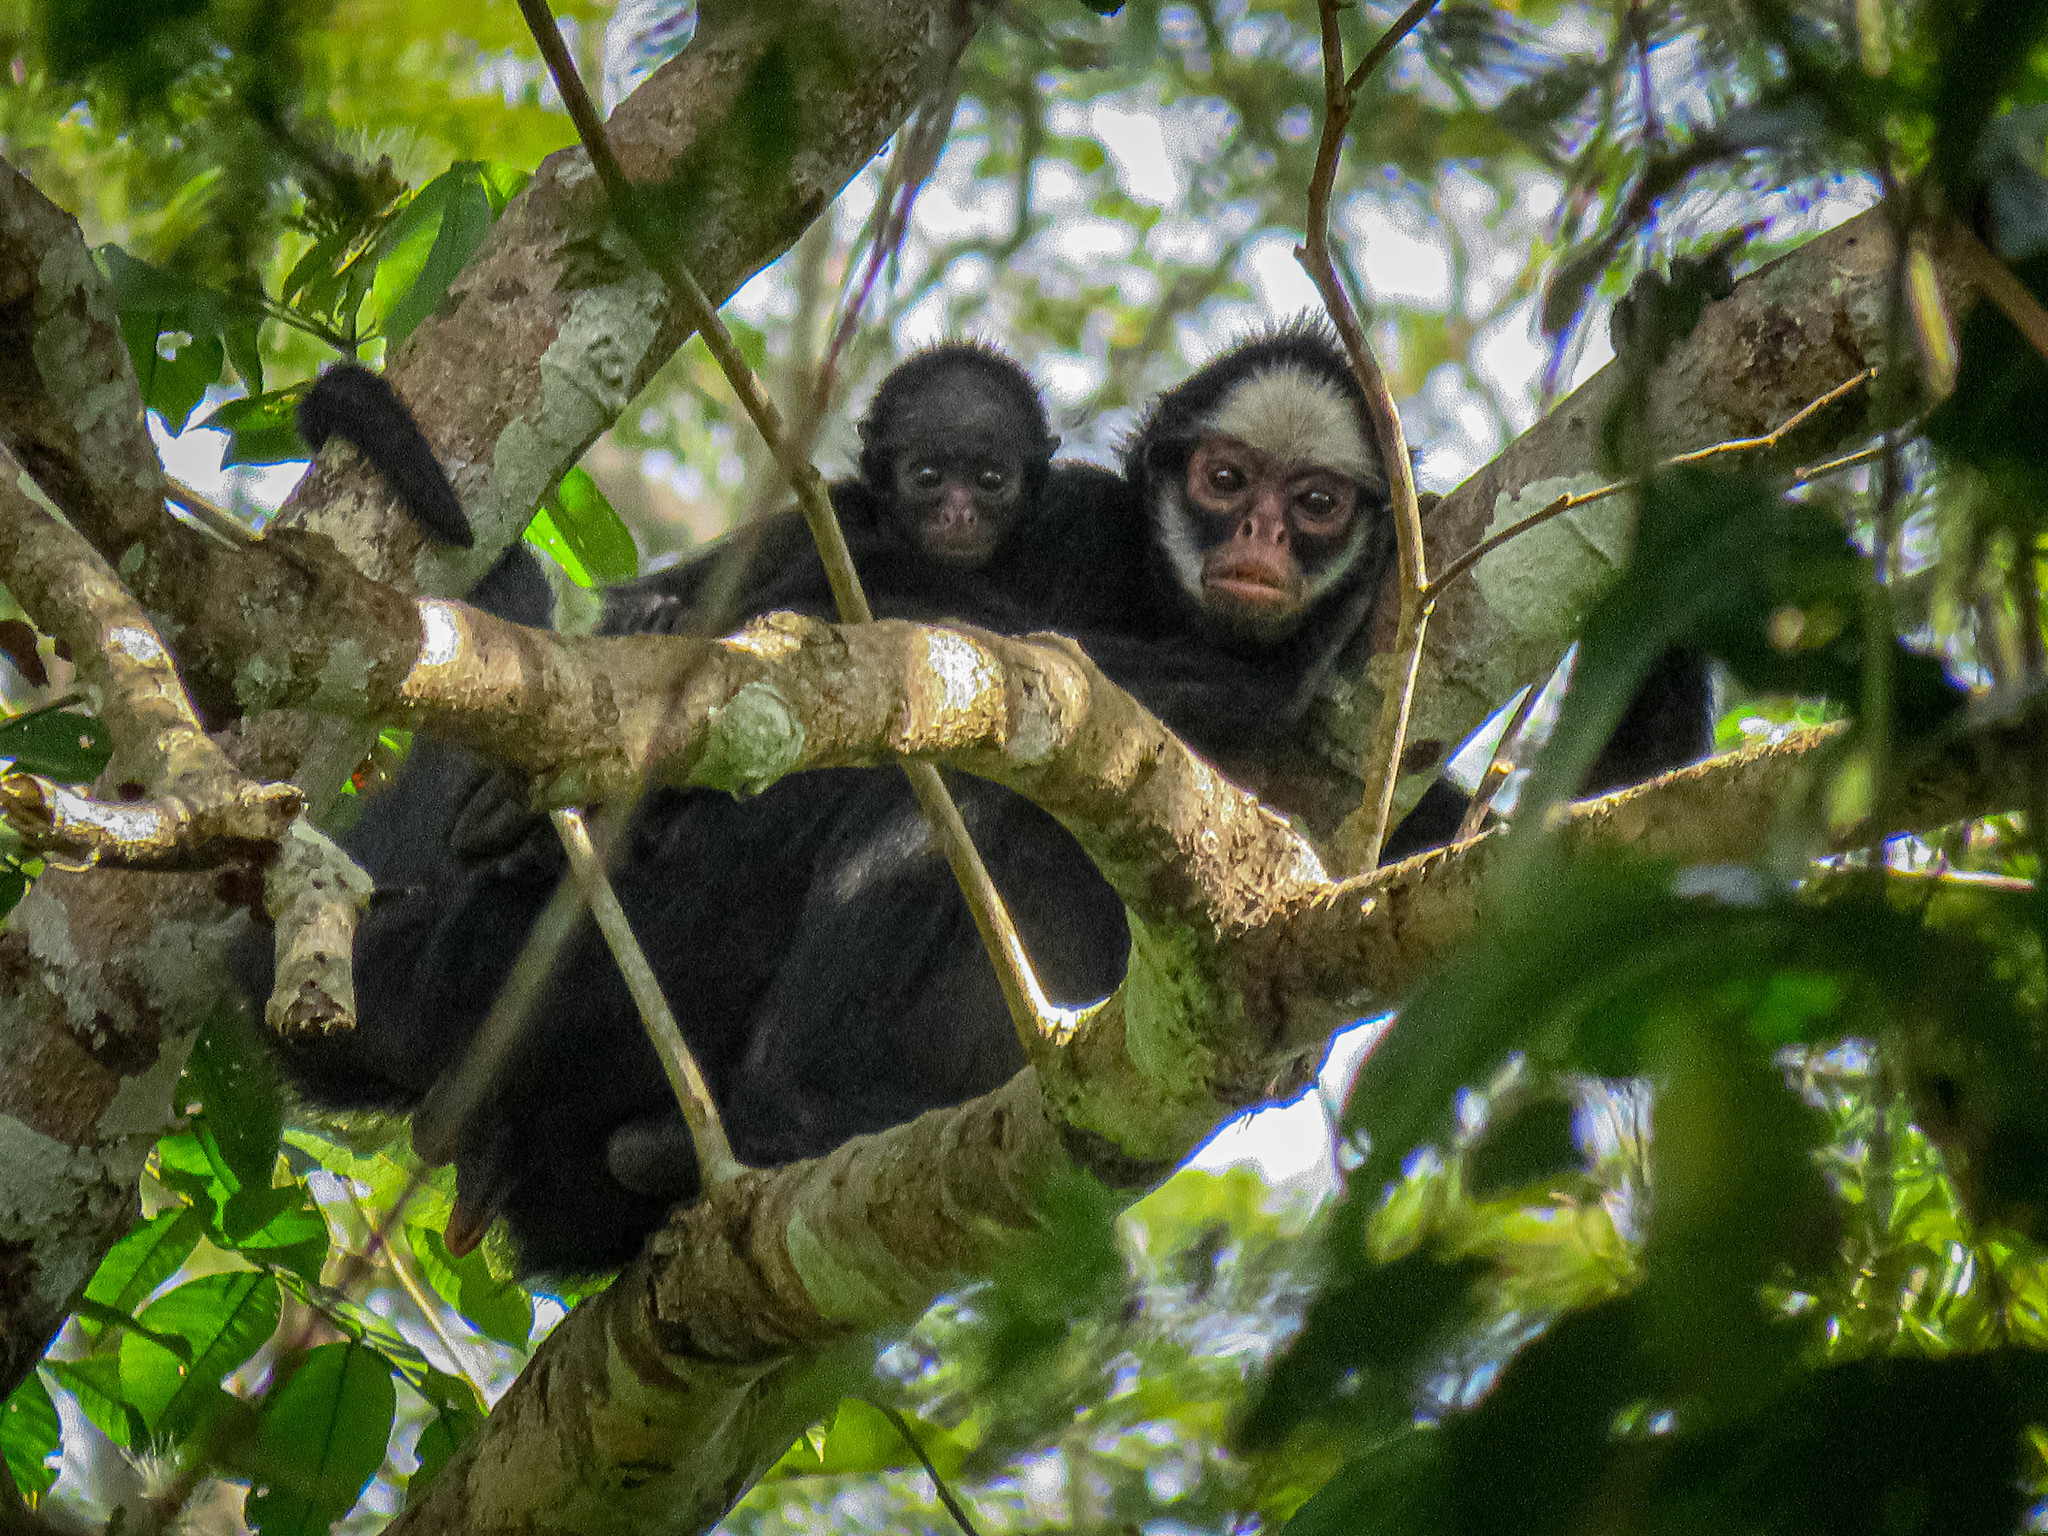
1044 434 1062 455
856 418 878 443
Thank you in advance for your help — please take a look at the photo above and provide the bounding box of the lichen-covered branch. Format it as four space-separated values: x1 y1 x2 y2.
1319 209 1972 820
0 0 955 1409
392 711 2029 1536
0 442 301 867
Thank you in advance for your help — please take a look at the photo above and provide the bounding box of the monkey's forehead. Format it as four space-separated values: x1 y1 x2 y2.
1193 365 1377 482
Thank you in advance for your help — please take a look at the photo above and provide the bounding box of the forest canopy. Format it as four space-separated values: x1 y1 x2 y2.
2 2 2048 1535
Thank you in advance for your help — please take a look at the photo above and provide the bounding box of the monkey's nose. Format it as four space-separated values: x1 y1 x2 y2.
1238 505 1289 545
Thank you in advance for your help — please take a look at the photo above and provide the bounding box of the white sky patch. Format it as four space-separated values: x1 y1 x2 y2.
1188 1016 1393 1198
150 409 306 518
1243 233 1322 314
1091 103 1184 207
1346 202 1453 308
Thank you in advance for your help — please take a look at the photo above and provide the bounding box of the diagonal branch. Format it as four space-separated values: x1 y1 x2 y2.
0 441 301 867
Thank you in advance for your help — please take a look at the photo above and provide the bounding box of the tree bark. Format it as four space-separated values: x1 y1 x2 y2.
0 26 2006 1536
0 0 952 1410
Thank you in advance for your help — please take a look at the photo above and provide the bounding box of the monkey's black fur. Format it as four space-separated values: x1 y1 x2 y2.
248 328 1414 1276
298 365 474 547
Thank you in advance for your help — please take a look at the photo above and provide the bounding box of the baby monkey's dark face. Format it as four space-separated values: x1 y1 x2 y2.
889 444 1027 566
1182 434 1361 639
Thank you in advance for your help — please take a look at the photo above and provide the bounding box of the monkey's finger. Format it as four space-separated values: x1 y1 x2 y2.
606 1112 701 1201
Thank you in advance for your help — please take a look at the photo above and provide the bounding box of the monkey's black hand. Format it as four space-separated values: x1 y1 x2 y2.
298 365 474 547
448 765 559 876
605 1112 702 1201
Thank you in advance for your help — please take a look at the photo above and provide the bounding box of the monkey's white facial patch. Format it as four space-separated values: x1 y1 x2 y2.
1154 483 1208 604
1202 365 1374 480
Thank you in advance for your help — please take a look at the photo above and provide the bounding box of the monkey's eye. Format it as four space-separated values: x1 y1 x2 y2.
976 467 1008 492
1208 464 1246 495
912 463 944 490
1298 489 1337 518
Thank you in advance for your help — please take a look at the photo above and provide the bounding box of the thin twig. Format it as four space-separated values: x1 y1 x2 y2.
515 0 1054 1055
1344 0 1440 92
1299 0 1441 873
880 1405 982 1536
552 808 741 1185
1454 680 1545 842
1791 442 1887 484
1945 220 2048 366
1424 367 1877 601
164 476 260 545
373 1198 496 1400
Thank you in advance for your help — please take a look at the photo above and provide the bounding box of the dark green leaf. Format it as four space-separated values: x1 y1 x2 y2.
226 1188 331 1282
203 390 313 469
121 313 224 433
407 1226 533 1348
1 1370 61 1500
246 1344 397 1536
180 1012 283 1194
1280 1428 1446 1536
0 707 112 784
119 1271 281 1440
1519 469 1962 817
405 1406 480 1509
376 165 498 346
1242 1251 1490 1449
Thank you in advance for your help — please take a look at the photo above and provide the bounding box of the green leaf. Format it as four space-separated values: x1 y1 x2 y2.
203 390 313 469
406 1406 481 1509
768 1399 971 1480
527 469 638 587
1519 469 1963 816
1 1370 61 1500
1280 1429 1445 1536
246 1344 397 1536
227 1189 332 1281
97 245 263 430
120 313 224 434
119 1271 281 1441
477 161 533 215
181 1013 283 1195
407 1226 533 1348
272 1274 457 1405
0 707 112 784
154 1127 234 1218
83 1210 205 1328
523 506 591 587
374 164 498 346
43 1356 146 1450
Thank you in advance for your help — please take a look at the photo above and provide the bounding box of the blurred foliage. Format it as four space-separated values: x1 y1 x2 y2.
10 1 2048 1535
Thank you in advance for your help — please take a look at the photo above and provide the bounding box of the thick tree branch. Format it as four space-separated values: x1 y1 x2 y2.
393 706 2030 1536
0 443 301 867
1319 209 1970 824
0 0 954 1410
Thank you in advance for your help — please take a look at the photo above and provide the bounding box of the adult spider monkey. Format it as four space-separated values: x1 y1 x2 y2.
462 324 1399 1266
244 342 1143 1270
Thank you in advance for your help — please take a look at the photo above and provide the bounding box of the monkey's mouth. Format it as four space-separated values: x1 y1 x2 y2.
922 521 1001 564
1204 556 1295 610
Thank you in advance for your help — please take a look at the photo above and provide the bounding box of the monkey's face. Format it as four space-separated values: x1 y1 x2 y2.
1178 434 1361 641
889 449 1027 567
